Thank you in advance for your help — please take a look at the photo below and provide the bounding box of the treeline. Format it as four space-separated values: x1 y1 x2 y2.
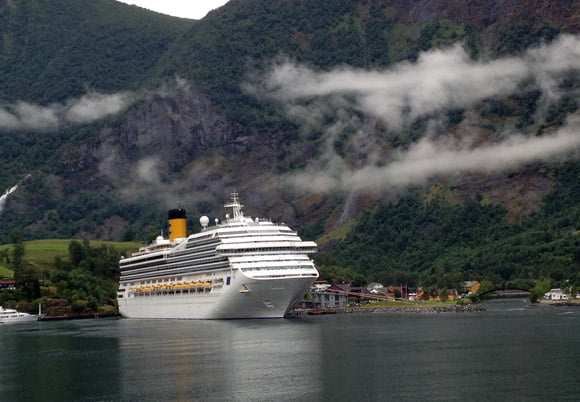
318 162 580 291
0 236 126 315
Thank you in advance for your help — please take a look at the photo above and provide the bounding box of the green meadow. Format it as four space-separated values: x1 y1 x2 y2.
0 239 141 277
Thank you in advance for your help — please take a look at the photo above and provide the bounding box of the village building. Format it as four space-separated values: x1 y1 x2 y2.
415 287 459 301
544 288 570 301
325 283 377 305
463 281 481 295
0 279 16 290
311 291 347 309
367 283 385 294
385 285 411 301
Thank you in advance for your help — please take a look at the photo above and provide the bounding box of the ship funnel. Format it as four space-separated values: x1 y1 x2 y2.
168 208 187 241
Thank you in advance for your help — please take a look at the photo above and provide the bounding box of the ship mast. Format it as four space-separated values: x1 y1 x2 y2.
224 192 244 221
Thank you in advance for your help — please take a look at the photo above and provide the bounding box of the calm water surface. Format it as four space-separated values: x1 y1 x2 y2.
1 299 579 401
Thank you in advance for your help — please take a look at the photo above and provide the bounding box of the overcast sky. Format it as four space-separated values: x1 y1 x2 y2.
115 0 229 19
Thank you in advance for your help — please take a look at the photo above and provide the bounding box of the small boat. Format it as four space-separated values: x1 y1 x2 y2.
307 310 337 315
0 306 38 324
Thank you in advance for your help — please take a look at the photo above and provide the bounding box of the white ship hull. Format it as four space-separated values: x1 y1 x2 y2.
119 272 314 319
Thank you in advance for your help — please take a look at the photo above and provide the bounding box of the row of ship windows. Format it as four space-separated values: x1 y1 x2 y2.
122 244 309 271
120 252 224 272
171 247 217 260
241 265 313 271
122 276 231 289
216 230 275 237
120 253 166 267
121 263 231 281
121 245 311 273
186 237 220 248
219 233 298 240
119 288 213 298
251 273 318 279
122 257 228 275
221 228 296 234
129 276 183 286
218 247 316 254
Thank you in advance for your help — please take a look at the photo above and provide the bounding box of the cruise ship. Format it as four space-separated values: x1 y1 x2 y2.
117 193 319 319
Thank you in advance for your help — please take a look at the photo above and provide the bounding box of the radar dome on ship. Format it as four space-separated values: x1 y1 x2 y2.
200 216 210 228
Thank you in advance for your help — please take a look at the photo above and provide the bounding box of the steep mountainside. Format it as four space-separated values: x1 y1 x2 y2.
0 0 193 102
0 0 579 287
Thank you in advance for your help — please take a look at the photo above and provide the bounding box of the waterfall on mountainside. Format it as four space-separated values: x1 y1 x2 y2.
0 175 30 216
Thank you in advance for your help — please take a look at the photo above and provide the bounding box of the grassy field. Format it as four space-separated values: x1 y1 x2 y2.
0 239 142 276
317 218 357 246
0 265 12 279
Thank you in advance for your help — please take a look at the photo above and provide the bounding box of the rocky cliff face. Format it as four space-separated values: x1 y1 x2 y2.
60 82 321 228
64 85 233 189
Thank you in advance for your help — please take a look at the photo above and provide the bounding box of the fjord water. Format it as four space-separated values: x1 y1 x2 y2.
1 299 579 401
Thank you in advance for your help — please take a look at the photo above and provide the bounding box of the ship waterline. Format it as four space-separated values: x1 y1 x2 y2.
117 193 319 319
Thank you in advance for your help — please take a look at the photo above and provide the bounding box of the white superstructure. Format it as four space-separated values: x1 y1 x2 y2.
117 193 319 319
0 306 38 324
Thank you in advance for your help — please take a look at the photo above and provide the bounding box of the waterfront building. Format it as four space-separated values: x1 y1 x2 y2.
311 291 347 309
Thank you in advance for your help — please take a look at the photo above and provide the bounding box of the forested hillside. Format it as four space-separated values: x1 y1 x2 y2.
321 162 580 289
0 0 578 292
0 0 192 102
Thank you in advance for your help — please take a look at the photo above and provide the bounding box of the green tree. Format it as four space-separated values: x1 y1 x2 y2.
68 240 86 268
10 231 25 272
529 279 551 303
121 227 136 242
0 248 9 265
477 280 497 294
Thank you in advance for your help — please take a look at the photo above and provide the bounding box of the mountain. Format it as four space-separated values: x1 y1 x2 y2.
0 0 578 288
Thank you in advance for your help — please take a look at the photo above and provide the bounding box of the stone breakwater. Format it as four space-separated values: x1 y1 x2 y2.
290 304 486 317
349 304 486 314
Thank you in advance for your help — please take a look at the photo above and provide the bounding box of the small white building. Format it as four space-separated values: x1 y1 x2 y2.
544 288 569 301
367 283 385 294
312 282 332 292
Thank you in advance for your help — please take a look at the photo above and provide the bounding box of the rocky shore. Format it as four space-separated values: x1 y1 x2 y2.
351 304 486 314
290 303 486 317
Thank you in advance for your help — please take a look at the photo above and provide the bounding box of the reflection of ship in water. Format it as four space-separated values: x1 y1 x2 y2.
118 319 323 400
117 193 319 319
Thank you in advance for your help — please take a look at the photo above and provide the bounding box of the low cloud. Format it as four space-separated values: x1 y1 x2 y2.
0 91 134 131
245 35 580 194
286 119 580 193
249 35 580 130
65 92 133 124
116 156 217 212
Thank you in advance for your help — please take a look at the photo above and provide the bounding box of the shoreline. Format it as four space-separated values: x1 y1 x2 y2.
39 312 121 321
289 303 486 316
538 300 580 307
